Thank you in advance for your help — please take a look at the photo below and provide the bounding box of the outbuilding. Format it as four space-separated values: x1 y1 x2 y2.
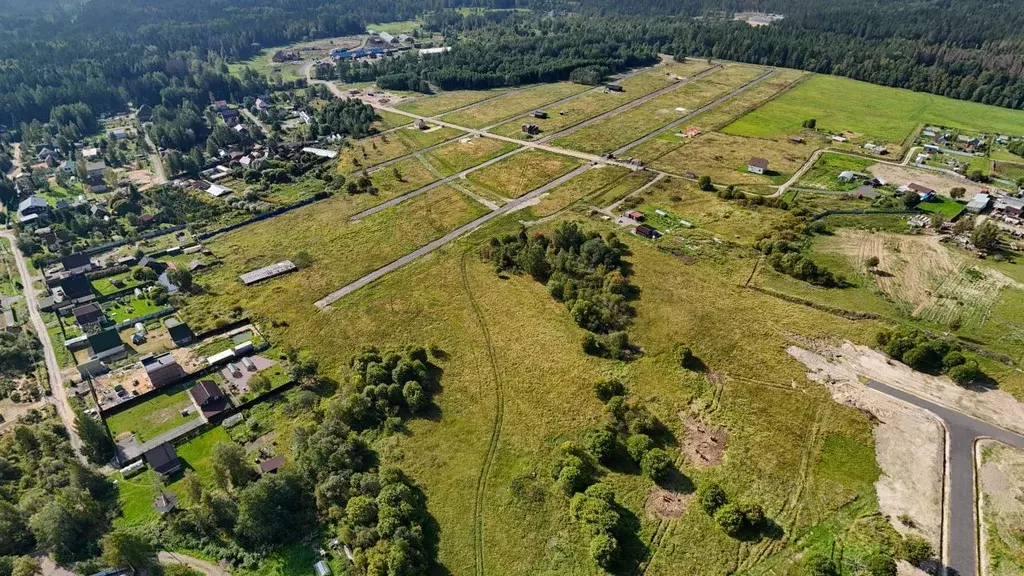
747 157 769 174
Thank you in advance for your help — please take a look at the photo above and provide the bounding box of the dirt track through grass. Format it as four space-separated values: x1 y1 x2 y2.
460 251 505 576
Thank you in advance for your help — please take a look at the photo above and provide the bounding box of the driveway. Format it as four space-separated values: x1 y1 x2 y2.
866 380 1024 576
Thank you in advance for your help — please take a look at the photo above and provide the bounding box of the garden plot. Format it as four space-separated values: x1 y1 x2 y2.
823 229 1023 328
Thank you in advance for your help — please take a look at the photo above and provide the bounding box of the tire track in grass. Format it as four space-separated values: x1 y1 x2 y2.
460 251 505 576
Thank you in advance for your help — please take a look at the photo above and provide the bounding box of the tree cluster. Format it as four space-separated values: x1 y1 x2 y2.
336 345 439 432
755 225 844 288
876 328 984 385
0 331 43 380
695 482 767 539
481 222 640 360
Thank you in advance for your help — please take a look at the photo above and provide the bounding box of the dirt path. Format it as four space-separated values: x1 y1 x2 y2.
6 142 21 180
0 231 84 461
143 129 167 184
459 252 505 576
158 551 230 576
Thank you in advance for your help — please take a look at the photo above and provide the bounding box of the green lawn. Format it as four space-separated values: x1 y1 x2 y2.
796 153 876 191
92 272 144 296
105 382 201 443
105 295 166 323
917 195 965 219
337 125 463 174
725 73 1024 144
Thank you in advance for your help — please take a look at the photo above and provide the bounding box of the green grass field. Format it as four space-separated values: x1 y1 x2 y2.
554 64 767 155
465 149 582 199
796 152 876 191
105 382 201 443
527 165 632 218
397 89 510 117
420 136 519 177
917 195 965 218
92 272 144 296
105 295 166 323
337 125 463 173
489 60 716 140
724 74 1024 144
442 82 590 128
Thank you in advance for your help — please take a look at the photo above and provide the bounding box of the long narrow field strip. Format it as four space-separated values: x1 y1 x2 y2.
589 170 659 208
421 136 521 177
442 82 590 129
397 89 512 117
375 109 415 129
528 165 632 217
723 73 1024 144
553 64 767 155
369 156 440 197
488 60 716 140
630 68 808 165
337 125 464 174
182 184 490 326
647 131 810 186
465 149 584 199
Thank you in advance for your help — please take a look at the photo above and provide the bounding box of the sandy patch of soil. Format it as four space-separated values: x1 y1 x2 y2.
978 440 1024 576
645 487 691 519
788 344 944 548
793 339 1024 436
680 414 728 468
868 163 987 197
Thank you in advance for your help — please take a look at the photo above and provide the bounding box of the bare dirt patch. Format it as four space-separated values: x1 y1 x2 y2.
680 414 728 468
868 163 987 197
645 487 691 520
978 440 1024 576
791 339 1024 436
824 229 1021 326
788 344 944 549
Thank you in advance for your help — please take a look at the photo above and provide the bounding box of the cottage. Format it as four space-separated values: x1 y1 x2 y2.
136 105 153 122
521 123 540 135
108 128 128 140
85 160 106 178
626 210 645 221
82 147 100 160
189 379 229 419
72 303 105 328
907 183 936 201
254 98 271 110
966 193 991 214
634 224 660 239
87 328 127 361
18 196 50 222
58 273 93 301
145 443 182 476
188 259 208 272
746 157 769 175
164 317 193 346
142 353 186 388
605 84 623 92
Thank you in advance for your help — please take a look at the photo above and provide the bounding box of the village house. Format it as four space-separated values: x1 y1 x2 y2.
188 379 229 420
145 443 182 476
747 157 769 174
904 183 936 201
17 196 49 221
966 193 991 214
634 224 661 239
142 353 186 388
164 317 194 346
995 195 1024 217
72 303 105 330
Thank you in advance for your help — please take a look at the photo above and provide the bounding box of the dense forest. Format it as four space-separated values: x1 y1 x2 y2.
3 0 1024 126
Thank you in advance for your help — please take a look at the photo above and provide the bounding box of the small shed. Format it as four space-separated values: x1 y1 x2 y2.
414 119 428 130
635 224 660 239
314 561 332 576
605 84 623 92
626 210 645 221
532 110 548 119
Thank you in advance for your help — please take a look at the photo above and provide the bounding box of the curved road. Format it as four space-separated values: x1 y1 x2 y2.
866 380 1024 576
0 231 84 460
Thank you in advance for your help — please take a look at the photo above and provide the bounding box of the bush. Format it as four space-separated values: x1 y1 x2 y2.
696 482 727 515
947 360 982 385
674 344 695 369
584 428 616 463
589 533 619 569
804 553 838 576
625 434 653 463
863 553 897 576
699 175 713 191
737 502 765 529
640 448 672 481
594 378 625 402
714 503 745 536
898 534 935 566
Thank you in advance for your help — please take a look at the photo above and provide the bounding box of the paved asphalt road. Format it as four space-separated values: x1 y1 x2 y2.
866 380 1024 576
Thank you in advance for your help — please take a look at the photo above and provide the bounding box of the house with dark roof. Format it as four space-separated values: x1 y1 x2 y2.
634 224 661 239
87 328 126 361
164 317 193 346
138 256 167 273
188 379 229 419
136 105 153 122
145 443 182 476
142 353 186 388
61 253 93 274
906 183 936 201
72 303 105 328
58 273 93 301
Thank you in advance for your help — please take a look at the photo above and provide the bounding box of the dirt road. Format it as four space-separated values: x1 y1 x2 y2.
143 129 167 184
0 231 83 460
158 551 230 576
